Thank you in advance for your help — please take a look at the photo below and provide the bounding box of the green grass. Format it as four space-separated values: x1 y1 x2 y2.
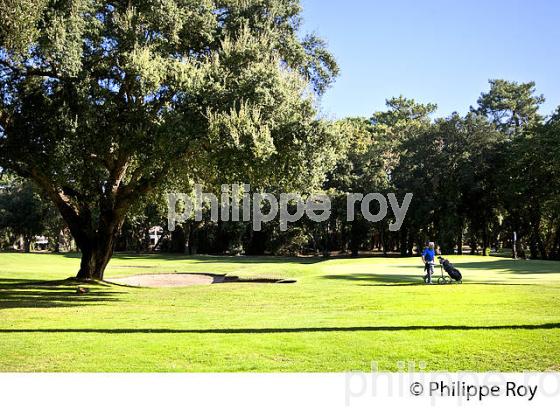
1 252 559 372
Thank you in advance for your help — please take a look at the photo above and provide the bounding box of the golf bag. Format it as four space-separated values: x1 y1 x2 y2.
439 257 462 282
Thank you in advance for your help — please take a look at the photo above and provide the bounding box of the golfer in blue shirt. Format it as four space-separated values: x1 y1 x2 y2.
422 242 436 284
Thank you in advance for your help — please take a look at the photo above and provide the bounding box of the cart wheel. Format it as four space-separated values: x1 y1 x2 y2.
438 277 446 285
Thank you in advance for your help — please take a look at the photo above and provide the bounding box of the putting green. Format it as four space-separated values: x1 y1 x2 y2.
0 253 559 372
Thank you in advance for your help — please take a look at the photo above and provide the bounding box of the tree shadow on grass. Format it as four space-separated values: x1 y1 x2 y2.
323 273 423 286
322 273 539 287
0 278 125 310
0 323 559 334
392 259 560 275
453 260 560 275
61 253 324 265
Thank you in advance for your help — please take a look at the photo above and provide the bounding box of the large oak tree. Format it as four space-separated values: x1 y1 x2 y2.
0 0 339 279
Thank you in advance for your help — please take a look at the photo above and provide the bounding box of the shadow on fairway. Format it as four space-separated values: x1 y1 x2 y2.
322 273 539 287
323 273 422 286
452 259 560 274
1 323 559 334
391 259 560 275
0 278 125 310
61 253 323 265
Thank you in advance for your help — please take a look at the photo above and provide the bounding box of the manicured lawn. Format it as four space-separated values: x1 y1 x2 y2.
0 252 559 372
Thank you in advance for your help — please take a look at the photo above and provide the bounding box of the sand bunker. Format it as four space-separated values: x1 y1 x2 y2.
109 273 296 288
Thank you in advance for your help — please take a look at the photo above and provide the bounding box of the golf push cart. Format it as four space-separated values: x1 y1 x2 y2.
424 256 463 285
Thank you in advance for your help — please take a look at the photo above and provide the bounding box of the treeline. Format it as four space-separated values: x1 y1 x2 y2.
2 80 559 259
0 178 71 252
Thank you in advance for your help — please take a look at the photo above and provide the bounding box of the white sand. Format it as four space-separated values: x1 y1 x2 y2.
109 273 218 288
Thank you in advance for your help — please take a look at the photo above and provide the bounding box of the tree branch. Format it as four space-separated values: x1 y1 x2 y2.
0 110 9 129
117 166 170 208
25 166 93 248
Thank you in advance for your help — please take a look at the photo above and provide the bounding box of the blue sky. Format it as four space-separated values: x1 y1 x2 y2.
300 0 560 119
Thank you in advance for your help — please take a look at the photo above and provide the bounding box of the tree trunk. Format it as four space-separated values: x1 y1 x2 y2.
170 224 187 253
511 228 519 260
322 222 330 258
54 230 62 253
482 225 490 256
551 227 560 260
76 233 117 281
457 234 463 255
529 235 538 259
153 230 167 252
380 225 388 257
187 222 195 255
469 238 477 255
70 203 129 281
399 226 408 257
457 222 464 255
517 238 526 259
23 235 32 253
406 230 415 256
537 232 548 260
349 220 360 257
143 225 151 253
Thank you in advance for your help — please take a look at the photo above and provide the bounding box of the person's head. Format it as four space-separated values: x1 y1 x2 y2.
428 242 435 249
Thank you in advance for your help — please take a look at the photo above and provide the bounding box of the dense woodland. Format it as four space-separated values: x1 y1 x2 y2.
1 1 559 281
3 79 559 259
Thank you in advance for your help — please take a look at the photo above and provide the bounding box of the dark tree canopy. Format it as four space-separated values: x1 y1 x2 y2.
0 178 51 251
